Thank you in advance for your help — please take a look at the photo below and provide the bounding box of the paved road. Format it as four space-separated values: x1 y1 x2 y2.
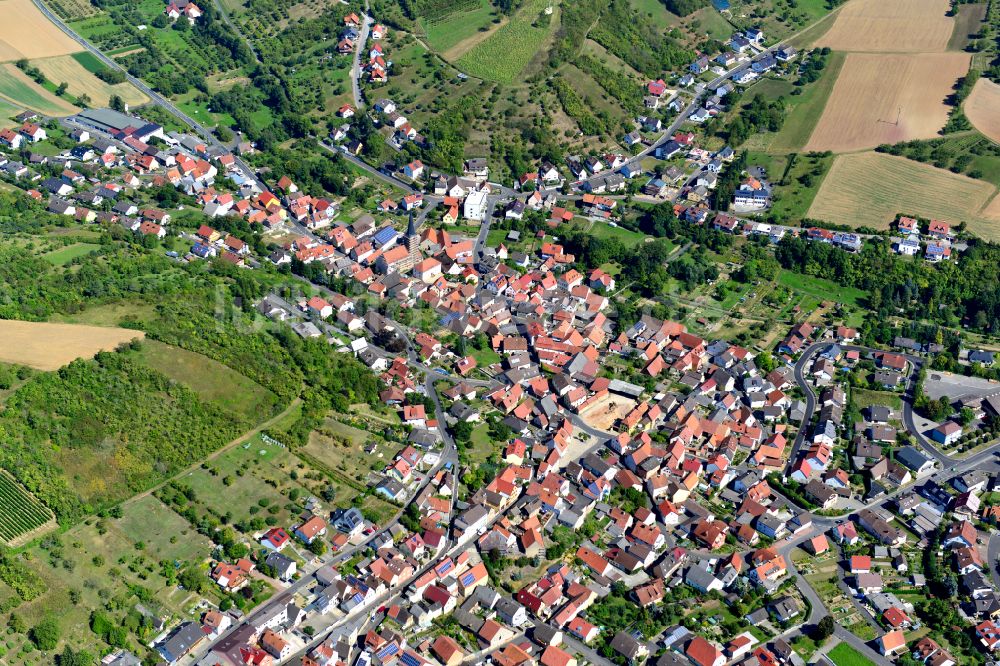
989 534 1000 590
784 342 952 475
350 4 373 110
319 141 418 193
784 342 823 474
475 197 499 257
30 0 267 192
210 0 260 62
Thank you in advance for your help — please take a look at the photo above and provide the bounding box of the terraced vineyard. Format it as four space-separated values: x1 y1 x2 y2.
0 472 53 544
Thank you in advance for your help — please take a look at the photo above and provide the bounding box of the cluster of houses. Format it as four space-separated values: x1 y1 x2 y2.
0 107 296 262
164 0 203 23
338 13 389 84
893 216 959 263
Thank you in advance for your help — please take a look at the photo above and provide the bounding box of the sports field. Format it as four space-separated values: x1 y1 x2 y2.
815 0 954 52
0 0 81 60
965 78 1000 144
808 151 998 236
0 63 78 115
0 319 144 370
32 54 148 106
804 52 969 153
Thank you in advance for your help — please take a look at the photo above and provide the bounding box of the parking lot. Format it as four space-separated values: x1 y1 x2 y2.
923 370 1000 401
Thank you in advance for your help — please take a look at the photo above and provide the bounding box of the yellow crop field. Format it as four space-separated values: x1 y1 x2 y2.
804 52 969 153
0 319 144 370
808 152 999 238
815 0 955 52
0 0 81 61
964 78 1000 144
32 55 148 107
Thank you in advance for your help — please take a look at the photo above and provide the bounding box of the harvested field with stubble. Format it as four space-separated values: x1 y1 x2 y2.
0 0 81 60
0 319 144 370
965 78 1000 144
804 52 969 152
815 0 955 52
808 151 999 236
981 194 1000 223
32 55 148 106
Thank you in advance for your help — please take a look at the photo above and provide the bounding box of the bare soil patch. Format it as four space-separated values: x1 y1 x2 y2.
816 0 955 52
805 52 970 153
0 319 144 370
579 393 638 431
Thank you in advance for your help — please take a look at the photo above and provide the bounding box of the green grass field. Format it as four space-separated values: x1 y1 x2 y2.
852 388 903 411
456 0 557 83
170 439 319 528
0 65 77 116
747 150 833 223
571 219 649 247
744 51 845 154
42 243 101 266
134 340 279 422
686 6 734 41
629 0 680 25
777 269 866 307
828 643 876 666
421 0 498 54
70 51 106 74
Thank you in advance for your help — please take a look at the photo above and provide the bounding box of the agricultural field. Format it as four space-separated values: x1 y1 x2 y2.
456 0 558 83
948 2 987 50
884 131 1000 188
804 52 970 153
48 0 100 20
965 78 1000 144
0 471 54 545
0 0 81 61
134 340 280 423
0 319 143 370
419 0 500 59
31 54 148 107
982 193 1000 223
0 63 78 116
815 0 955 52
807 151 999 236
743 52 845 154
